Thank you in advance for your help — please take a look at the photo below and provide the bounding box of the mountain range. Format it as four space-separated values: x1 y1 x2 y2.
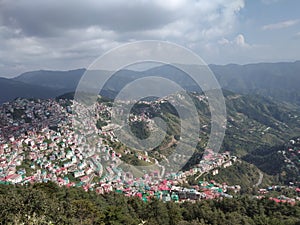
1 61 300 105
0 77 59 104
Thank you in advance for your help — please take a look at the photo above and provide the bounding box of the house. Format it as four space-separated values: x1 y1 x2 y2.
78 162 87 170
74 170 85 178
39 142 48 151
212 169 219 176
162 193 171 202
80 176 90 183
85 167 93 175
66 150 74 159
7 174 22 184
223 161 232 168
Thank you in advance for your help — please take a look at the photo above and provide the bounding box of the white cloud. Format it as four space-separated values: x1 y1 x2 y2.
208 33 274 65
0 0 246 76
235 34 249 47
218 34 251 48
262 19 300 30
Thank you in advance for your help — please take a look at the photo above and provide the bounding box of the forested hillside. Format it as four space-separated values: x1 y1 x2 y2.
0 182 299 225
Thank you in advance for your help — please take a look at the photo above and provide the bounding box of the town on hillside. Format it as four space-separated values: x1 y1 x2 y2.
0 98 299 204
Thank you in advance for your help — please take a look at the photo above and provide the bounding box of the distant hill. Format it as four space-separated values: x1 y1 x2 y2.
211 61 300 105
1 61 299 105
14 68 86 92
0 77 59 104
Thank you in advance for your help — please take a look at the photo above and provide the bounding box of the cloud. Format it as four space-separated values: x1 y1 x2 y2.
218 34 251 48
210 33 274 64
234 34 249 47
0 0 245 39
0 0 179 36
0 0 246 76
262 19 300 30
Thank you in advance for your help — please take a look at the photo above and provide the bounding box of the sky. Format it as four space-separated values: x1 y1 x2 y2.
0 0 300 77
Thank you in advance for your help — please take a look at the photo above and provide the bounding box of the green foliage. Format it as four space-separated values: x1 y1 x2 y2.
130 120 150 140
199 160 274 193
96 119 108 129
0 183 299 225
243 137 300 184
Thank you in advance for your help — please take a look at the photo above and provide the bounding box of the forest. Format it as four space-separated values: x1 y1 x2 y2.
0 182 299 225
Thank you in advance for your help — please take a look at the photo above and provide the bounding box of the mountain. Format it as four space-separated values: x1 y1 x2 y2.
0 77 59 104
10 61 300 105
114 90 300 163
211 61 300 105
14 68 86 92
91 90 300 186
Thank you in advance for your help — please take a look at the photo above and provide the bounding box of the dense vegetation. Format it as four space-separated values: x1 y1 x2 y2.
192 160 275 194
0 182 299 225
243 138 300 185
222 92 300 156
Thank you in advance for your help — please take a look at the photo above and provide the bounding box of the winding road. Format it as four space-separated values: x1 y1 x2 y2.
254 171 264 187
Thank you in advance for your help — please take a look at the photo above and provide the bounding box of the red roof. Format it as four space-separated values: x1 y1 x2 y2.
4 174 16 180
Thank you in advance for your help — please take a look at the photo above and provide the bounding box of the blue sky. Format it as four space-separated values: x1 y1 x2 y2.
235 0 300 62
0 0 299 77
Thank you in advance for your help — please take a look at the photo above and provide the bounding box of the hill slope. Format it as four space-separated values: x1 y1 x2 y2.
211 61 300 105
0 78 59 104
14 68 85 91
113 91 300 169
243 137 300 185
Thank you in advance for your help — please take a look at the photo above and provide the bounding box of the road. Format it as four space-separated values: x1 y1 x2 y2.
254 171 264 187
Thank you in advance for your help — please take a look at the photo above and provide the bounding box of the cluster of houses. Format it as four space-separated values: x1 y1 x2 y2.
257 185 300 205
280 138 300 174
0 132 241 203
1 97 298 204
255 138 300 205
95 179 238 202
0 98 242 202
0 98 67 142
